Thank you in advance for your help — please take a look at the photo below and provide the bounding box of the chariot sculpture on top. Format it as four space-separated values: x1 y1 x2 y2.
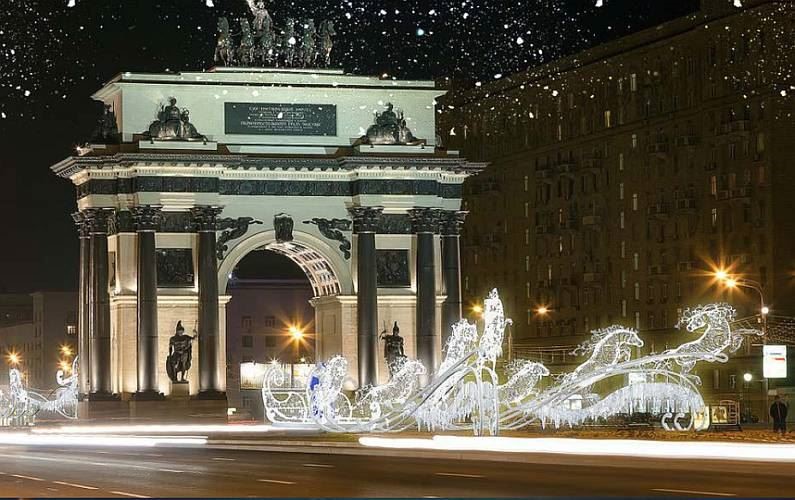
214 1 336 69
262 289 762 435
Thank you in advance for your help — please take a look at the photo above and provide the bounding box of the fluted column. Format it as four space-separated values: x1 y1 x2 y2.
191 206 225 398
349 206 383 388
72 212 91 398
132 206 164 399
440 211 467 347
409 208 442 376
84 208 116 399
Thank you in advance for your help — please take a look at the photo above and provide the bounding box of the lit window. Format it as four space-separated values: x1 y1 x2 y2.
634 282 640 300
632 193 639 211
619 183 624 200
631 134 638 149
604 110 612 128
711 208 718 227
620 211 625 229
620 241 626 258
242 335 253 348
619 153 625 171
630 73 638 92
633 253 639 271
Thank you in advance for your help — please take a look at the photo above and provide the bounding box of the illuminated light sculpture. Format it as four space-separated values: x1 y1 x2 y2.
262 291 760 435
0 357 79 426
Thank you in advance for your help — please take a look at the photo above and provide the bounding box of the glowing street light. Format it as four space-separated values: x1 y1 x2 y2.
743 372 753 382
471 304 483 316
535 306 550 316
60 345 73 357
288 325 304 340
7 352 20 366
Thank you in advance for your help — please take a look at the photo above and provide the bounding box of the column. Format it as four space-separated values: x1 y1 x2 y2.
440 211 467 347
71 212 91 398
409 208 442 375
348 206 383 388
191 206 225 398
85 208 116 399
132 206 164 399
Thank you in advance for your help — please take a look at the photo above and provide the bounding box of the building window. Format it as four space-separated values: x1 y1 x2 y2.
604 110 612 128
633 253 639 271
524 175 529 192
525 229 530 245
620 211 625 229
619 183 624 200
711 208 718 228
631 134 638 149
619 153 624 171
710 176 717 196
620 241 626 258
525 256 530 272
524 202 529 218
242 316 252 333
632 193 638 211
621 270 627 288
621 299 627 317
712 369 720 390
263 315 276 328
634 282 640 301
729 374 736 389
265 336 277 348
634 311 641 330
242 335 253 348
630 73 638 92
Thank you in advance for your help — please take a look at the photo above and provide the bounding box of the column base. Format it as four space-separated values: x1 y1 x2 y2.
87 391 120 401
131 390 165 401
194 390 227 401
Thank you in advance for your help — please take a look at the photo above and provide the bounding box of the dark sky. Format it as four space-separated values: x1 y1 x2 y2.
0 0 697 292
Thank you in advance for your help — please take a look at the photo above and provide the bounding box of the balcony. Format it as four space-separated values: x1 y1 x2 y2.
535 167 553 181
555 161 578 176
730 186 752 200
647 140 669 157
646 203 670 220
675 135 699 147
581 158 603 172
675 198 696 212
583 272 604 284
648 265 671 278
720 119 751 137
582 215 602 227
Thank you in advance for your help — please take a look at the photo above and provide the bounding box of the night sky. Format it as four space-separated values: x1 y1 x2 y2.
0 0 697 292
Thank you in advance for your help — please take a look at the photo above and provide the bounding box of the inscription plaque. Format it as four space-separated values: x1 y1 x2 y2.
225 103 337 136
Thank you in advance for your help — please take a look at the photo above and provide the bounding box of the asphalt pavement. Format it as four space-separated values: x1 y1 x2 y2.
0 442 793 497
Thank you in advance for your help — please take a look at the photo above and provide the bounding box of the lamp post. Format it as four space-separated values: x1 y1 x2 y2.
288 325 304 388
715 270 770 421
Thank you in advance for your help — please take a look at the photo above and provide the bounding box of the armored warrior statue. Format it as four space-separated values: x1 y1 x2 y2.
144 98 205 141
256 11 276 65
166 321 197 383
364 103 423 146
381 321 407 378
238 18 255 66
90 104 119 143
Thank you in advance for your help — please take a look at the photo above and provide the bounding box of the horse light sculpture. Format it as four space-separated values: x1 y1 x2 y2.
262 290 761 435
0 357 79 426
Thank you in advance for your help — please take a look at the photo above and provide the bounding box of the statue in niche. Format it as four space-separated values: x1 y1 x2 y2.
90 104 119 143
381 321 407 378
166 321 197 383
143 97 206 141
274 213 294 243
363 103 423 146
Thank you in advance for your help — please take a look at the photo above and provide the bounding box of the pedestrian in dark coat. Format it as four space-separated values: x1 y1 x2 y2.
770 395 788 435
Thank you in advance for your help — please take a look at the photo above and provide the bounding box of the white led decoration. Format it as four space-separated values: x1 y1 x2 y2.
262 290 760 435
0 357 79 426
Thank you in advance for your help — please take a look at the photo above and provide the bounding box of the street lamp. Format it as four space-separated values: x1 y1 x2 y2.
60 344 73 357
7 351 20 367
287 324 305 387
715 269 770 421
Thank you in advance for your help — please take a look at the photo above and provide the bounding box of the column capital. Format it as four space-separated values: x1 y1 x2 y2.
71 211 90 238
348 206 383 233
83 208 115 234
439 210 468 236
190 206 224 232
408 207 443 234
131 205 163 232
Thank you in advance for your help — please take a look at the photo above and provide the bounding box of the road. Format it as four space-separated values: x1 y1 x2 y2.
0 443 791 497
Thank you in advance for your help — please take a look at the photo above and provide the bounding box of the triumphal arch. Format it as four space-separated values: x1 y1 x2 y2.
52 66 481 418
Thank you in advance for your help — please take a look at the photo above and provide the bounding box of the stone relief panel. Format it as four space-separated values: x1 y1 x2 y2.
156 249 195 288
376 250 410 288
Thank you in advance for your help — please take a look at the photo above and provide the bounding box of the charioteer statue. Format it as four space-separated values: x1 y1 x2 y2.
166 321 197 384
381 321 407 378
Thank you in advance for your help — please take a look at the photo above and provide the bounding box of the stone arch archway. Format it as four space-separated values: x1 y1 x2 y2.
217 229 353 297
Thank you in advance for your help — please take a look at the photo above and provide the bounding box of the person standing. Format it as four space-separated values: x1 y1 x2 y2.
770 395 788 435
